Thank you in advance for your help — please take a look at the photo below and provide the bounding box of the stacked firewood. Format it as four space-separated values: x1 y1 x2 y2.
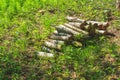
38 16 109 57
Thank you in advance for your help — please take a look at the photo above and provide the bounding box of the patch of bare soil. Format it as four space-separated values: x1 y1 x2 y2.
108 27 120 46
106 27 120 80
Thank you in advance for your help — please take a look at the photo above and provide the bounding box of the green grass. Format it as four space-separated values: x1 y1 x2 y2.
0 0 120 80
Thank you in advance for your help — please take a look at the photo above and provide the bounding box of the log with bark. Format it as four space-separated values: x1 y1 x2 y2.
68 22 86 29
64 23 88 35
54 25 80 35
38 52 54 57
44 41 61 50
48 39 65 44
66 16 86 23
68 22 95 35
49 34 72 41
87 21 109 30
53 30 71 36
66 16 109 30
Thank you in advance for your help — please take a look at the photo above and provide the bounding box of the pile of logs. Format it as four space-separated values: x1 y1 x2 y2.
38 16 109 57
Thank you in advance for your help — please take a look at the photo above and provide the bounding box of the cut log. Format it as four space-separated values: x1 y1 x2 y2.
66 16 86 23
82 24 106 35
64 23 88 35
44 41 61 50
53 30 71 36
68 22 86 29
98 23 109 30
54 25 80 35
87 21 109 30
68 23 95 35
66 16 109 30
38 52 54 57
48 39 65 44
49 34 72 41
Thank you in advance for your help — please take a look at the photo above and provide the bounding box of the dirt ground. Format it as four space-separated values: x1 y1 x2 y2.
108 27 120 46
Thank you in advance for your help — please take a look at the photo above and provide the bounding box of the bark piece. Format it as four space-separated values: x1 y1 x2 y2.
54 25 80 35
38 52 54 57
